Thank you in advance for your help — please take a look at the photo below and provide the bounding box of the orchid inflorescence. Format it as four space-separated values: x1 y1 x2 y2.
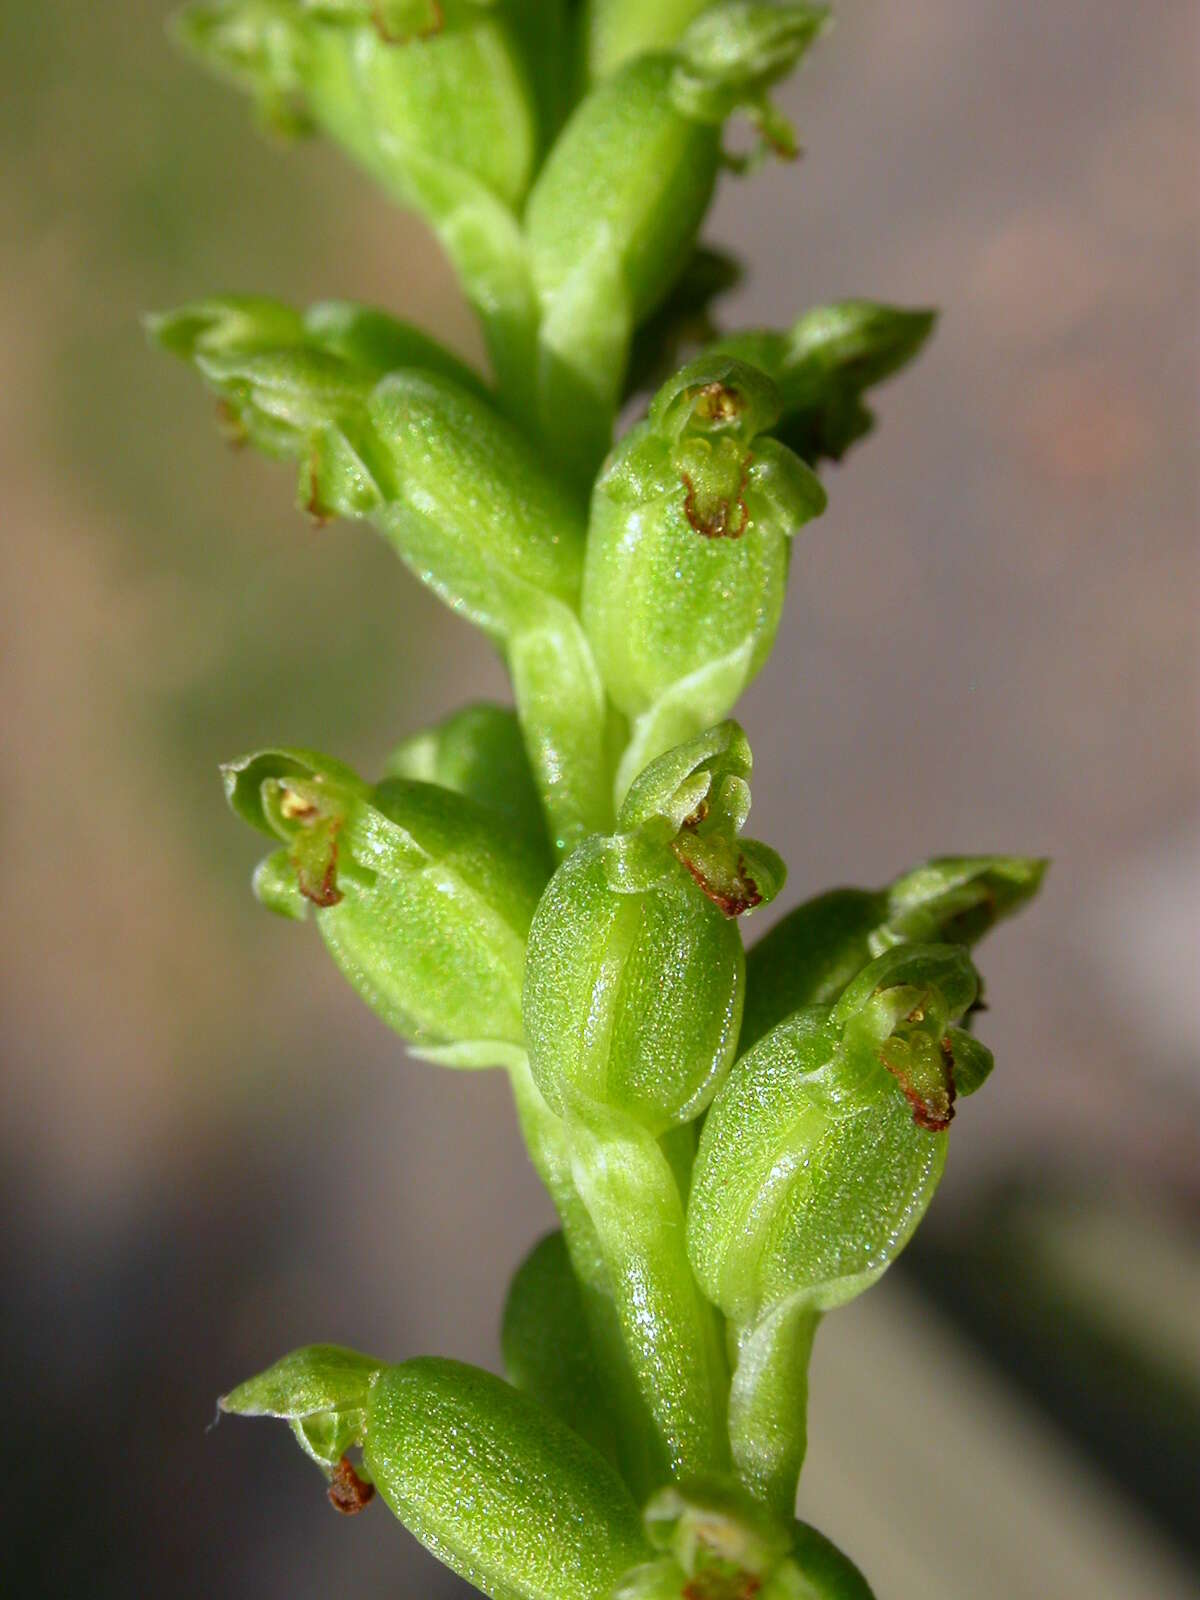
153 4 1044 1595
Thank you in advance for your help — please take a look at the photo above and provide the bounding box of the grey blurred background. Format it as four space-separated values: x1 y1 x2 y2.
1 1 1197 1595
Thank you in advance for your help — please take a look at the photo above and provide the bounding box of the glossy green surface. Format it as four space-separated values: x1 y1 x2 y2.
583 357 826 792
224 747 545 1053
366 1359 651 1600
163 5 1047 1591
742 855 1047 1049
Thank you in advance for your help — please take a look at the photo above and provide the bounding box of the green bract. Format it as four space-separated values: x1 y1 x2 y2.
165 8 1046 1594
224 747 545 1060
583 356 826 793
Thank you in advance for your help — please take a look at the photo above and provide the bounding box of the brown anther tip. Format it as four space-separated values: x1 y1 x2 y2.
670 842 761 918
278 788 319 822
682 1576 762 1600
294 821 344 908
881 1039 957 1133
327 1455 374 1516
215 399 248 449
300 873 343 909
680 472 750 539
303 454 331 526
692 381 743 423
372 0 443 40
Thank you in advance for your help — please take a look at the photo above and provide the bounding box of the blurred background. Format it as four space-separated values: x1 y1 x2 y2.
1 1 1197 1594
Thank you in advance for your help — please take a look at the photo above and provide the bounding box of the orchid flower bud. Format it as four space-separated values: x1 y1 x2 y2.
147 294 484 518
223 1347 652 1595
583 356 826 796
153 295 606 855
523 723 782 1483
173 0 545 411
688 943 989 1513
615 1479 875 1600
692 942 987 1323
711 300 937 465
175 1 536 207
364 374 609 852
223 747 546 1064
524 4 828 483
525 721 782 1132
742 854 1047 1050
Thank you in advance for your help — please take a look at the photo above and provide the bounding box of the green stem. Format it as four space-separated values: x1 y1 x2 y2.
506 1055 664 1493
729 1298 821 1519
567 1096 731 1483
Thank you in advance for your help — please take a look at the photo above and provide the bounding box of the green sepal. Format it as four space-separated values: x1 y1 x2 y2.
602 721 785 908
222 746 367 836
220 1344 383 1471
790 1521 877 1600
618 718 754 837
741 854 1047 1050
222 747 545 1053
500 1230 616 1462
942 1024 994 1096
833 943 983 1132
712 301 937 465
252 846 312 919
669 3 830 156
364 1358 651 1600
148 293 483 391
883 854 1047 946
384 701 552 871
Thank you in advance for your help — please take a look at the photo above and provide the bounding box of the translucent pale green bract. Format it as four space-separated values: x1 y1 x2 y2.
162 5 1045 1595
